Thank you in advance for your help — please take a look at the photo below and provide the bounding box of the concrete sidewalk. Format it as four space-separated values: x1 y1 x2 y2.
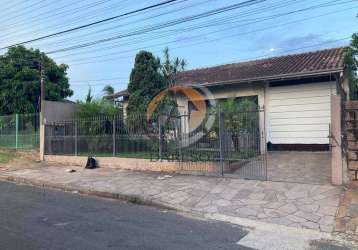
0 164 342 234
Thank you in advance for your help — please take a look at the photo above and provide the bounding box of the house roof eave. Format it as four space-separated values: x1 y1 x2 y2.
192 68 345 88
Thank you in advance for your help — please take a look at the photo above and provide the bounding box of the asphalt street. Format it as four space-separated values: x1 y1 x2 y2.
0 181 252 250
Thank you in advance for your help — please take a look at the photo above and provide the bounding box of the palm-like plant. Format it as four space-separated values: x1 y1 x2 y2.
161 47 186 87
102 85 115 97
85 87 93 103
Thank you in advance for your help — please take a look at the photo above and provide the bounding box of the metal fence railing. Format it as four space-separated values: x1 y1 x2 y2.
44 110 267 180
45 114 159 158
0 113 40 149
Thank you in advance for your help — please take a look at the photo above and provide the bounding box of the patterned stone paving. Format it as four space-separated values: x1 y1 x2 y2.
335 180 358 242
0 165 342 233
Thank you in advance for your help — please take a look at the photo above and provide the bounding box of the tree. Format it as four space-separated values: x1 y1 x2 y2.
126 49 187 119
0 46 73 115
345 33 358 98
160 47 186 87
127 51 164 115
102 84 114 96
154 47 187 117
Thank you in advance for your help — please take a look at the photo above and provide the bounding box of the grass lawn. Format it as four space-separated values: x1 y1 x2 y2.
0 151 16 164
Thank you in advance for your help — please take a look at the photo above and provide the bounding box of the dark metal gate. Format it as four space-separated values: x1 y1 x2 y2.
169 109 267 180
221 109 267 180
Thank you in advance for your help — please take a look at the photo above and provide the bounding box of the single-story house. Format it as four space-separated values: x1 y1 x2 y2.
109 47 350 152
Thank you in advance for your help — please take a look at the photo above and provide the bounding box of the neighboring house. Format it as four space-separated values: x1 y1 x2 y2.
109 47 350 151
106 89 130 118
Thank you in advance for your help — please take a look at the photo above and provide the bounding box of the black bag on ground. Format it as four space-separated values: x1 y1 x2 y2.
85 156 97 169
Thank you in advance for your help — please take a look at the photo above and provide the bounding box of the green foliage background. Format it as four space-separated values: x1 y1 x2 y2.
126 48 186 119
127 50 164 116
0 46 73 115
207 97 258 135
75 99 119 120
345 33 358 99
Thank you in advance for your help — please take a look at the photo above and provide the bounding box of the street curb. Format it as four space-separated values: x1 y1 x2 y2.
0 175 179 212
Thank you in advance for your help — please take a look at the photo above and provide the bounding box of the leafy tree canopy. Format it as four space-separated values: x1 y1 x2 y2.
126 48 186 116
345 33 358 67
127 50 164 115
345 33 358 98
0 46 73 115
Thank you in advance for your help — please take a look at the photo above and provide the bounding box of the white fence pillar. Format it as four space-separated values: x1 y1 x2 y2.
39 113 45 161
258 88 266 154
15 113 19 149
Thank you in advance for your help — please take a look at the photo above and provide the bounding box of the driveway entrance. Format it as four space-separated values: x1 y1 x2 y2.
267 151 331 185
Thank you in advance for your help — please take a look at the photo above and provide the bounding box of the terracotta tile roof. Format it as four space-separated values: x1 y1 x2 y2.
176 47 345 86
110 47 346 99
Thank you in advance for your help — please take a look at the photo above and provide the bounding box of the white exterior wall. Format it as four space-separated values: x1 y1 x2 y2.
121 81 337 146
266 81 336 144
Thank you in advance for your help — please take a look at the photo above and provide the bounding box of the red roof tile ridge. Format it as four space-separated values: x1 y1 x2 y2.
179 47 346 74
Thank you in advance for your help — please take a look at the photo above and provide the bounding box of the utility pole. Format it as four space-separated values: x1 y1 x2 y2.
39 53 45 161
40 53 44 119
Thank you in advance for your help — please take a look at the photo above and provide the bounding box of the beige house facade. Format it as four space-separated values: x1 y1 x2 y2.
111 47 348 151
106 47 351 185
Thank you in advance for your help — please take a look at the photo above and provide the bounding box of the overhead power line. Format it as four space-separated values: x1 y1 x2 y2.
67 23 352 67
71 82 127 87
0 0 129 43
43 0 296 59
219 37 351 66
53 1 357 63
0 0 62 25
0 0 49 20
0 0 105 30
0 0 103 39
68 36 351 89
70 76 128 83
0 0 181 50
27 0 210 49
32 0 293 50
1 0 352 66
45 0 266 54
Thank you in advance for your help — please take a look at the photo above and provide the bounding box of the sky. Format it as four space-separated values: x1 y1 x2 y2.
0 0 357 101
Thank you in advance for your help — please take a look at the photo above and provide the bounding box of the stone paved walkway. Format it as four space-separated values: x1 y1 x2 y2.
335 180 358 242
0 165 342 233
